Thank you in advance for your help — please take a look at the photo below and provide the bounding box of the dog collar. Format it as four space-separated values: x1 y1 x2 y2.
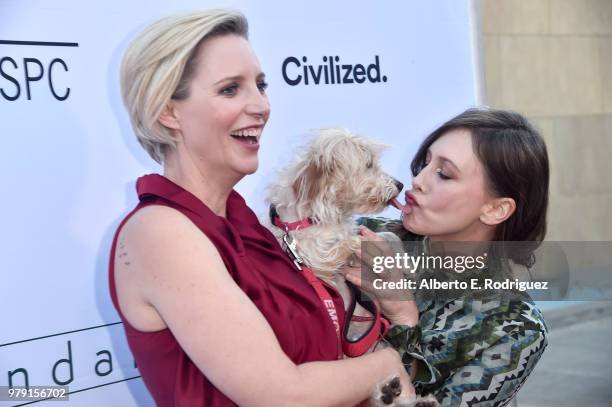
269 204 314 231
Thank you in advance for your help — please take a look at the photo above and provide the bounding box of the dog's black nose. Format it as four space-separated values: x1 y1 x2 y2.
392 178 404 192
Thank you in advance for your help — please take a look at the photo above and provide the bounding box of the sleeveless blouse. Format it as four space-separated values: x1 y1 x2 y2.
109 174 346 406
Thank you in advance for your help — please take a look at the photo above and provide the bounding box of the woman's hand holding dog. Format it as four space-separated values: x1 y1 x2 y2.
343 226 419 327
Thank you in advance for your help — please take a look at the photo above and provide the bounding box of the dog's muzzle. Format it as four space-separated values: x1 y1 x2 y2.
392 178 404 192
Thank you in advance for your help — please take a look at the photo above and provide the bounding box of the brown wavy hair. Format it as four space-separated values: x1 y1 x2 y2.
411 108 549 266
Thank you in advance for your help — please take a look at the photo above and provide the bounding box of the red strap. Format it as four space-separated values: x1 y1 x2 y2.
272 207 386 359
273 215 314 231
298 265 343 359
299 264 390 359
281 235 388 357
342 300 390 357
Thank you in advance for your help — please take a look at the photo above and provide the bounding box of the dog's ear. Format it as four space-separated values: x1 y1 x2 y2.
309 128 352 175
292 152 326 203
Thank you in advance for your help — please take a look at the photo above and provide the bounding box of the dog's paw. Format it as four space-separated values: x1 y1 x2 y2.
379 376 402 404
373 385 439 407
370 375 402 406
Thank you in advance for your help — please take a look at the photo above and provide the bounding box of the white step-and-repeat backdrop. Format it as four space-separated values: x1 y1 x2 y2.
1 0 480 405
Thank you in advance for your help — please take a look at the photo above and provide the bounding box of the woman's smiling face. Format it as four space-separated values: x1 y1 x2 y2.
401 129 497 241
167 34 270 179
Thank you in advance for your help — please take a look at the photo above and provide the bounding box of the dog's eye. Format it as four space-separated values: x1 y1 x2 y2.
366 161 373 169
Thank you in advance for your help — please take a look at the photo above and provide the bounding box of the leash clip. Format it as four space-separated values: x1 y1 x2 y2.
282 231 304 270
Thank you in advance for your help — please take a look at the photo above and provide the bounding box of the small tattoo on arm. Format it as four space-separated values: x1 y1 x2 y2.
118 238 130 266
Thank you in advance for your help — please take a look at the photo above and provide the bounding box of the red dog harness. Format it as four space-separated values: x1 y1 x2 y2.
270 205 389 358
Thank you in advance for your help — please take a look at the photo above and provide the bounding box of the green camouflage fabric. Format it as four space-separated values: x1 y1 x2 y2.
358 217 548 407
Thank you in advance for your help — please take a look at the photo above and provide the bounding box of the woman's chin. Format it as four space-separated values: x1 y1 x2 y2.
401 216 432 237
233 161 258 176
401 216 419 234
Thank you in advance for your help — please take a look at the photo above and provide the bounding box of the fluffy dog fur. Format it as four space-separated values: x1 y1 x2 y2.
265 128 400 281
265 129 439 407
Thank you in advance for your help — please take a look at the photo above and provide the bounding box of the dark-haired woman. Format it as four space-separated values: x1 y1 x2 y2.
347 108 549 406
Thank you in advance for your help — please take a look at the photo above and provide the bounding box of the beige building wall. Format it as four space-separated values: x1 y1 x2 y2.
480 0 612 241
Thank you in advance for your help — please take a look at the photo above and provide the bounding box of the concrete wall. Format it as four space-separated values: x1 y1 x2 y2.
481 0 612 241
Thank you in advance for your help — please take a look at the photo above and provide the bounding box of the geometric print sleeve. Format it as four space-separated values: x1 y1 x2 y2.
384 325 441 387
419 300 548 407
356 217 549 406
432 320 548 406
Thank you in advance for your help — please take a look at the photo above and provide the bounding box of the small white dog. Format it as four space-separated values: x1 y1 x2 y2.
266 128 402 281
265 129 439 407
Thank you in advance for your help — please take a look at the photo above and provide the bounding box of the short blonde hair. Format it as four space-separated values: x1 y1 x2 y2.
120 10 248 163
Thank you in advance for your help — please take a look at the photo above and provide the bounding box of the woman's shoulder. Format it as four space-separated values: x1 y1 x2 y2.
120 204 195 243
113 205 208 332
117 204 223 276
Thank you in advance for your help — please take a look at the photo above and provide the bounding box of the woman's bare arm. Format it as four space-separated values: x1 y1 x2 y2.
115 205 412 406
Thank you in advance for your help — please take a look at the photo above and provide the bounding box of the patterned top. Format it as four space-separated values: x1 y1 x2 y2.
358 217 549 407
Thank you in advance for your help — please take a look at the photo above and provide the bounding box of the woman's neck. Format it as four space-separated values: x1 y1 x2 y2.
425 239 491 260
163 150 240 218
429 220 495 243
427 224 495 257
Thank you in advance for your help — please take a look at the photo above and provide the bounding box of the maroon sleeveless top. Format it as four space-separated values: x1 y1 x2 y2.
109 174 346 406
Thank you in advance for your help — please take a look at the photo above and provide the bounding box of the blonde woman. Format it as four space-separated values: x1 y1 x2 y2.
110 9 416 406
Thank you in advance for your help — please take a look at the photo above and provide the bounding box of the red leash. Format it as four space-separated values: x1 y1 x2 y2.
342 282 390 357
297 263 343 358
271 204 388 358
